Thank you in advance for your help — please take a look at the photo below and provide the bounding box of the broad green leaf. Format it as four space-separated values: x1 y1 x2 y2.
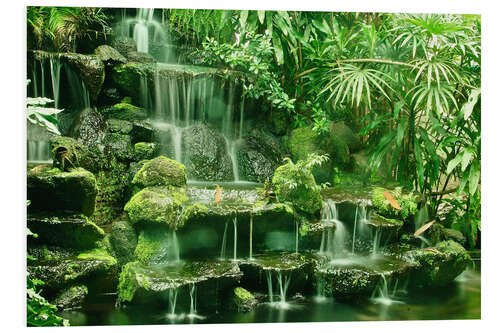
446 152 463 174
461 147 474 172
468 162 480 195
239 10 248 28
461 88 481 120
257 10 265 24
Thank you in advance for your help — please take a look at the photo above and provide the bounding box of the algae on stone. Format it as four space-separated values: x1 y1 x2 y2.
132 156 187 189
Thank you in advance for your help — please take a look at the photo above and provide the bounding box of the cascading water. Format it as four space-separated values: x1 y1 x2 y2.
166 288 179 321
249 214 253 260
266 270 292 309
133 8 154 53
167 231 181 265
27 141 51 163
232 216 238 261
371 275 404 306
352 201 370 254
220 221 228 260
49 55 62 108
187 283 204 321
319 200 348 258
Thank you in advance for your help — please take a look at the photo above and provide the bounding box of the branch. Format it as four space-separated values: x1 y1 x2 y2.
430 186 459 196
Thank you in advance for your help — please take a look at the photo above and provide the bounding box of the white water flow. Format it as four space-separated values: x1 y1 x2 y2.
40 59 46 97
220 221 228 260
249 215 253 260
371 275 404 306
133 8 155 53
239 98 245 139
32 59 39 97
167 288 179 321
352 205 359 254
233 216 238 261
319 200 348 258
266 270 292 308
49 55 62 108
277 271 291 304
27 141 51 163
167 231 181 265
352 201 370 254
64 63 90 109
266 271 274 303
372 228 382 256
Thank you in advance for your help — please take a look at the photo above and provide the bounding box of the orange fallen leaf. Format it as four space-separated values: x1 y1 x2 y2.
383 191 401 210
414 221 435 237
215 184 221 206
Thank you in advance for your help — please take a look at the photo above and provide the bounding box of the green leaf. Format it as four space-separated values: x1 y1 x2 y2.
468 162 480 195
257 10 265 24
461 147 474 172
239 10 248 28
447 153 463 174
462 88 480 120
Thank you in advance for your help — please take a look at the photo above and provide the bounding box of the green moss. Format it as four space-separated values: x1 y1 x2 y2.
132 142 158 161
234 287 254 300
132 156 187 189
272 163 323 215
133 227 170 265
117 262 140 303
106 118 133 134
50 136 106 173
77 247 117 268
102 102 148 121
124 186 189 228
372 187 418 220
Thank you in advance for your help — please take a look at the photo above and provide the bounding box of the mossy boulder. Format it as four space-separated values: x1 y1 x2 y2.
102 102 148 121
181 124 234 181
69 108 106 146
132 156 187 189
102 133 133 161
232 287 258 312
272 163 323 215
50 136 105 173
124 186 189 228
372 187 419 220
111 37 137 58
133 225 172 265
95 45 126 64
126 51 155 63
132 142 158 162
53 285 88 310
236 134 283 183
106 118 133 134
111 63 146 101
27 166 98 216
110 221 138 265
130 121 155 143
329 121 362 152
27 214 105 250
286 126 350 184
404 240 472 288
62 53 105 102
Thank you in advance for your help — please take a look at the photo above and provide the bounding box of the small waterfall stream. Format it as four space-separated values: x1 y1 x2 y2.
249 214 253 260
167 231 181 265
266 270 292 308
319 200 348 258
232 216 238 261
49 55 62 108
220 221 228 260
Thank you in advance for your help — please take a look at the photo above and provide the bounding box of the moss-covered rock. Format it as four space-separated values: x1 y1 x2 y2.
27 214 105 250
404 240 471 288
124 186 189 228
232 287 258 312
133 226 171 265
236 134 283 183
329 121 362 152
132 156 187 189
110 221 138 265
50 136 106 173
132 142 158 161
272 162 323 215
27 166 98 216
106 118 133 134
95 45 127 64
372 187 419 220
69 108 106 146
102 102 148 121
130 121 155 143
111 63 146 101
102 132 133 161
62 53 105 103
53 285 88 310
286 125 350 183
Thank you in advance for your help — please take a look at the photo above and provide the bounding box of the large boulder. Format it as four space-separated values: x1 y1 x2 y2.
131 156 187 189
110 220 138 265
272 162 323 215
181 125 234 181
61 53 105 103
132 142 158 161
403 240 472 288
69 108 106 146
95 45 126 65
231 287 258 312
49 136 106 173
53 285 88 310
27 214 105 250
236 134 283 183
101 132 133 161
125 51 155 64
111 37 137 58
124 186 189 228
285 126 350 184
27 165 98 216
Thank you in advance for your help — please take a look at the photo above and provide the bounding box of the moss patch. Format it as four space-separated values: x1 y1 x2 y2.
102 102 148 121
132 156 187 189
372 187 418 220
132 142 158 161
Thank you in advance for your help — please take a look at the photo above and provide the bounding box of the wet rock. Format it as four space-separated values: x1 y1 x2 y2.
372 187 419 220
98 87 123 105
101 102 148 121
53 285 88 310
27 214 105 250
272 161 323 215
117 260 242 307
403 240 471 288
131 156 187 189
27 248 117 294
102 133 133 161
132 142 158 161
237 134 283 183
95 45 126 65
111 37 137 58
106 118 133 135
231 287 258 312
27 165 98 216
124 186 189 228
110 221 138 265
314 255 417 299
126 51 155 64
62 53 105 103
182 125 234 181
49 136 107 173
133 225 172 265
69 108 106 146
131 121 155 143
239 253 316 296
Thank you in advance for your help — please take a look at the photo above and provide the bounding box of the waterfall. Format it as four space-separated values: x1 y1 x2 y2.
266 271 274 303
188 283 197 318
352 201 370 254
167 231 181 265
352 206 358 254
133 8 155 53
372 228 382 256
249 214 253 260
320 200 348 258
32 59 39 97
266 270 291 308
314 276 328 303
232 216 238 261
27 140 51 163
64 63 90 109
277 271 291 304
220 221 228 260
239 97 245 139
371 275 404 306
167 288 179 321
40 58 46 97
49 55 62 108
